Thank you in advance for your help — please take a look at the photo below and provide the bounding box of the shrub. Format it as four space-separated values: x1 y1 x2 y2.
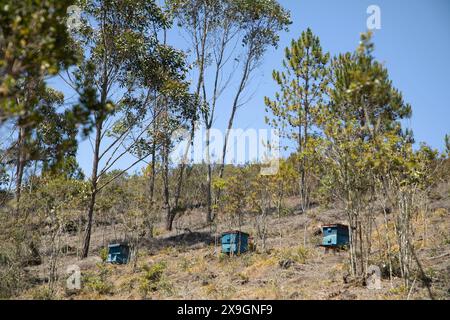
84 264 114 295
30 286 55 300
99 247 108 262
276 245 310 265
139 261 170 297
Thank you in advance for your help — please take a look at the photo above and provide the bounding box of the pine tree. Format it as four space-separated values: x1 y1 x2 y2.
317 32 414 277
265 28 329 214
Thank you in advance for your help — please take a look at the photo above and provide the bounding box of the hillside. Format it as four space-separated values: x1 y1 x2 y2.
19 186 450 300
2 0 450 303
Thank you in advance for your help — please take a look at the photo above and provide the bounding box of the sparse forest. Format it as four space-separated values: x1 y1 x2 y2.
0 0 449 300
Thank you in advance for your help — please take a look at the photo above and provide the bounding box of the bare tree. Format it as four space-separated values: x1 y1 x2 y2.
170 0 290 223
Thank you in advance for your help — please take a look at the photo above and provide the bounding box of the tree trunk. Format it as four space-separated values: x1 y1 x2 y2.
162 133 174 231
347 207 358 277
81 119 102 258
81 29 109 258
165 208 176 231
215 53 252 212
299 79 310 214
219 53 251 180
149 138 156 203
174 124 193 210
206 128 213 223
15 125 26 211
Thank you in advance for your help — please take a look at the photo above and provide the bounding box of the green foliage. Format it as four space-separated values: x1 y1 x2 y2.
0 211 40 298
327 32 412 137
0 0 446 299
232 0 291 56
170 0 290 52
99 247 108 263
95 174 157 239
139 261 169 296
214 167 255 228
218 252 231 263
250 159 298 213
0 0 77 124
20 175 89 222
0 175 81 288
0 256 28 298
316 32 415 208
6 87 81 176
143 262 166 283
265 28 329 143
216 175 247 214
84 263 114 295
72 0 191 129
30 286 55 300
0 0 86 208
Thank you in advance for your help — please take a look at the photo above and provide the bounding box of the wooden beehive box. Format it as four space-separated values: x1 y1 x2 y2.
106 243 130 264
221 231 249 255
322 224 349 248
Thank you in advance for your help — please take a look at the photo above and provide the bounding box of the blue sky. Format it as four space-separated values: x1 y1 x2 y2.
58 0 450 176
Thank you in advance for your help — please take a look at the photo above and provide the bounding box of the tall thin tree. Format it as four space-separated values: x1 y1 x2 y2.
265 28 329 214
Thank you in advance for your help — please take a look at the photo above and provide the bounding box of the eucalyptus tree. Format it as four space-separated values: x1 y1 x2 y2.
162 92 198 231
66 0 192 258
265 28 329 215
108 20 198 232
169 0 290 223
219 0 291 177
122 83 197 231
167 0 224 224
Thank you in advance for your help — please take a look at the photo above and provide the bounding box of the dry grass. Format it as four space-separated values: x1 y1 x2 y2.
15 188 450 300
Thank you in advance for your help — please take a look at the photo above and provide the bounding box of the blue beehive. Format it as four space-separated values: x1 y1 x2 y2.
106 243 130 264
221 231 249 255
322 224 349 248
